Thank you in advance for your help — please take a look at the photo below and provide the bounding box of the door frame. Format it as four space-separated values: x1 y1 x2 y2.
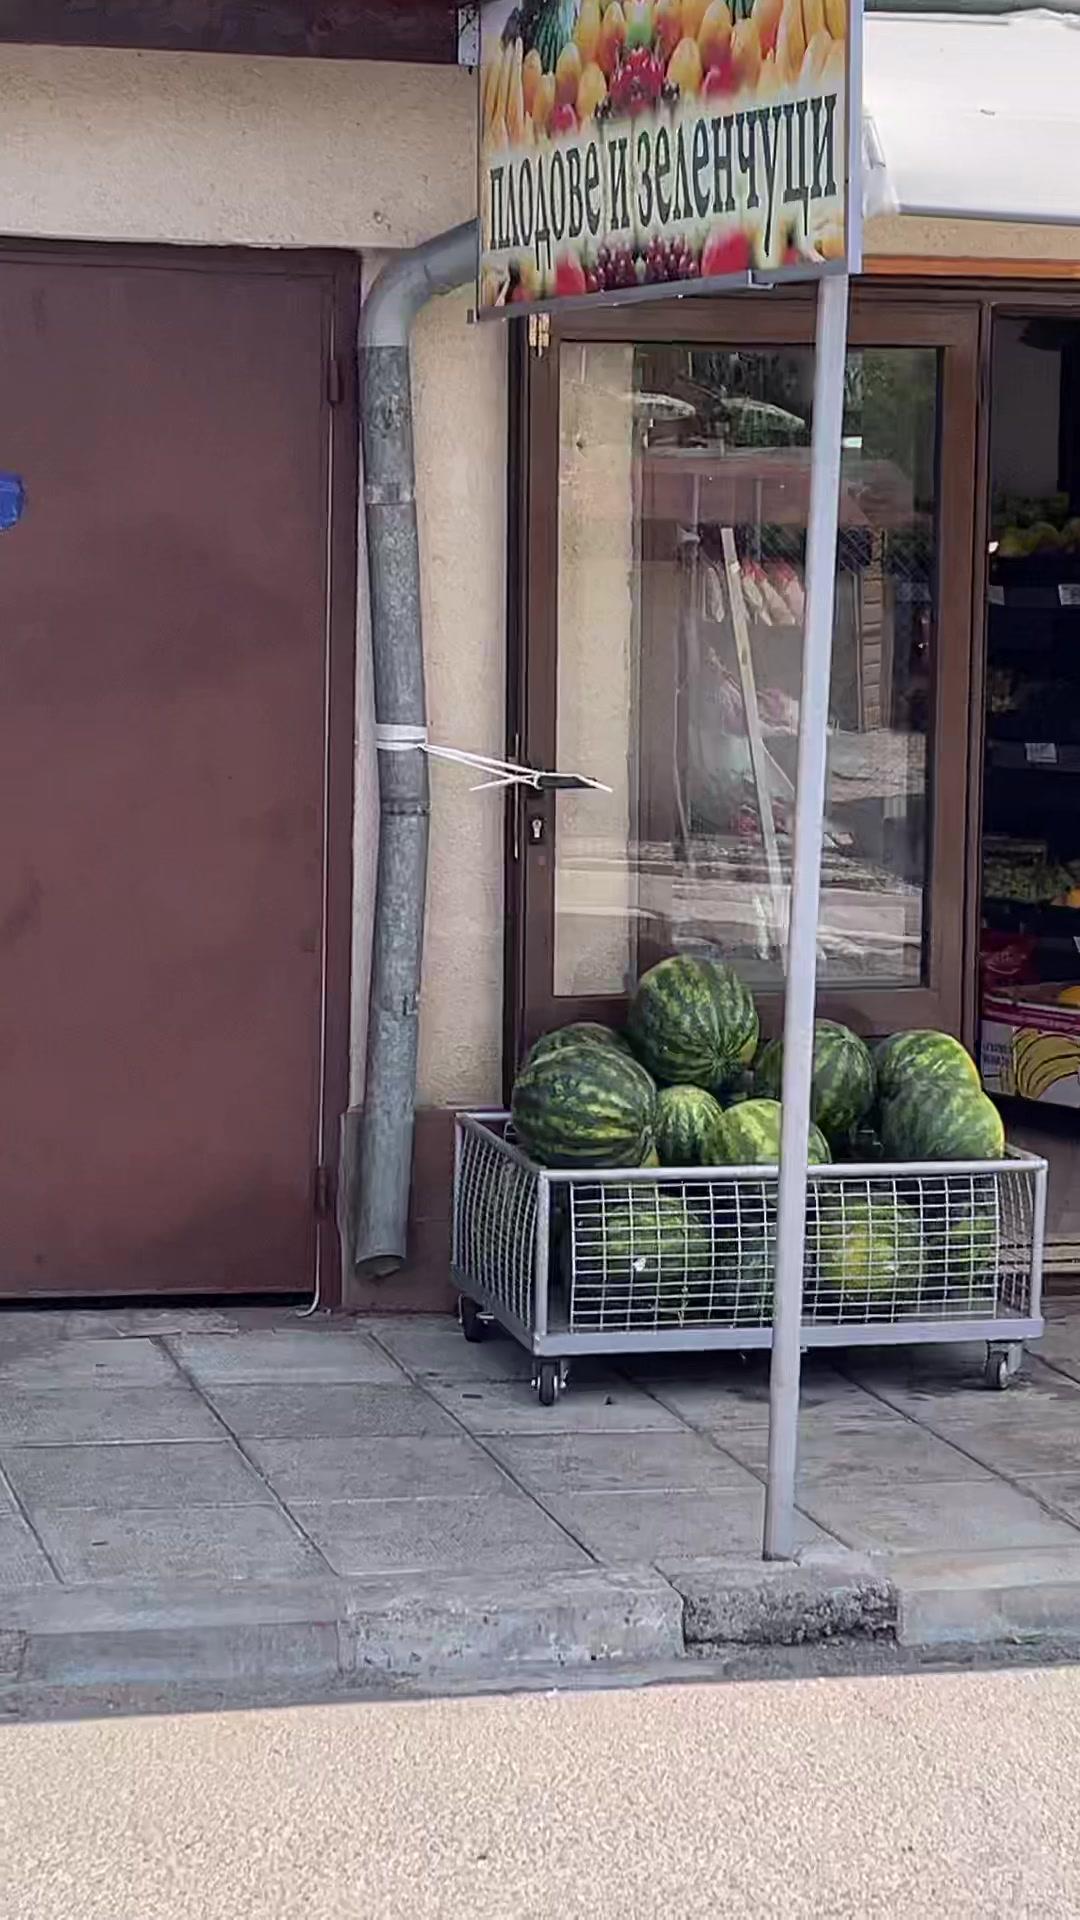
0 239 359 1305
505 284 982 1071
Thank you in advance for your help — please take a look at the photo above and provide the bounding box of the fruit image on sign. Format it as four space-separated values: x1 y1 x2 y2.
478 0 850 312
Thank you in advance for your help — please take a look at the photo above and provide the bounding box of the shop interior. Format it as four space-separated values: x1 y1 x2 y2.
982 314 1080 1273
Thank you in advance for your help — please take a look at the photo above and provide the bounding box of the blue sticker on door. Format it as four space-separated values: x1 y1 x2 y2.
0 474 26 531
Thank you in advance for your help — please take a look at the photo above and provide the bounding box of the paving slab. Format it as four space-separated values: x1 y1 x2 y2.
538 1487 829 1563
0 1441 272 1514
719 1410 994 1486
0 1308 245 1343
0 1336 179 1390
290 1493 590 1578
0 1472 15 1516
487 1431 759 1494
797 1479 1080 1555
203 1383 460 1441
249 1435 510 1504
0 1386 221 1446
368 1318 534 1381
1013 1474 1080 1527
855 1357 1080 1426
424 1376 683 1436
642 1366 883 1429
31 1506 323 1585
0 1515 56 1591
168 1330 407 1387
911 1416 1080 1480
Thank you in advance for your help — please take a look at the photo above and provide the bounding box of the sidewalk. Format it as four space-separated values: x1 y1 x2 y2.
5 1301 1080 1691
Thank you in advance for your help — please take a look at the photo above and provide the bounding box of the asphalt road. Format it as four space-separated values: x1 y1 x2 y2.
3 1664 1080 1918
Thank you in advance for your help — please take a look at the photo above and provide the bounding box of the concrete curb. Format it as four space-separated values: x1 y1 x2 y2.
665 1548 896 1648
10 1544 1080 1694
890 1546 1080 1647
0 1566 684 1692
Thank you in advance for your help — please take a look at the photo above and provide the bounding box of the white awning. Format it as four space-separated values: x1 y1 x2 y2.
864 8 1080 225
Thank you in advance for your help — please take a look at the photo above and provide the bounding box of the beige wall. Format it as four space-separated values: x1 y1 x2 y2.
0 45 477 248
867 213 1080 264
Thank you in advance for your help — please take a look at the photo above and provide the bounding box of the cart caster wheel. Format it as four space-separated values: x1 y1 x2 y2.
458 1296 488 1344
535 1362 561 1407
985 1349 1010 1391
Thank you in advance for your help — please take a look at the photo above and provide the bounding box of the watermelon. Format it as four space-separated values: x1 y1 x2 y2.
846 1125 883 1163
511 1044 656 1169
812 1193 921 1300
627 955 759 1095
914 1176 1000 1298
880 1084 1005 1163
714 1097 831 1168
754 1021 876 1149
875 1029 982 1103
592 1191 713 1322
713 1186 775 1322
654 1086 726 1167
524 1022 632 1069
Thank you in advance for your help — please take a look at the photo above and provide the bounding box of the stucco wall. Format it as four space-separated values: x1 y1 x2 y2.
0 44 477 248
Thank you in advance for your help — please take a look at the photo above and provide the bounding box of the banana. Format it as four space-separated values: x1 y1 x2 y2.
800 27 831 84
481 48 500 139
492 39 514 143
1013 1029 1080 1100
801 0 826 49
820 37 846 89
506 38 525 146
776 0 806 83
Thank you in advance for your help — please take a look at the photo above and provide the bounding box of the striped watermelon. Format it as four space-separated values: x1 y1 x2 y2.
627 955 759 1095
812 1193 921 1299
875 1030 981 1103
511 1043 656 1169
598 1190 712 1288
714 1097 830 1168
524 1022 632 1070
754 1021 876 1149
879 1084 1005 1163
654 1086 726 1167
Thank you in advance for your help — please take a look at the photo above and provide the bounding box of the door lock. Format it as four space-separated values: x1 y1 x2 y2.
528 814 545 845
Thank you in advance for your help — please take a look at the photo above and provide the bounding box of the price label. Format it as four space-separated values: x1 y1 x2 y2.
988 585 1005 607
1025 741 1058 765
1059 584 1080 607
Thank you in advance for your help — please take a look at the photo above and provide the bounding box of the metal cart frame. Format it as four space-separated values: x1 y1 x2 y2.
452 1113 1048 1403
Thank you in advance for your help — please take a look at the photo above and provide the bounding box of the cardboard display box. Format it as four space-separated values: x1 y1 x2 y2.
982 984 1080 1108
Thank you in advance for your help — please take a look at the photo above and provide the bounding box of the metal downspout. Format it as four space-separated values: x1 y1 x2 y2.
354 220 478 1278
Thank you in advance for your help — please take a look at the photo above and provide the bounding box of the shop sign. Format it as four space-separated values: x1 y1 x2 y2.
477 0 854 316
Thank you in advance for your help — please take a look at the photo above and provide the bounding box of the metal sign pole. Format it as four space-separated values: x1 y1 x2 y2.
763 268 851 1560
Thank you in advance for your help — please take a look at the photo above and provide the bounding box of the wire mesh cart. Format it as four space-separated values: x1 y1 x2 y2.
452 1113 1048 1403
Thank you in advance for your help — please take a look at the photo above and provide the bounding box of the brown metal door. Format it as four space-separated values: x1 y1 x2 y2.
0 247 355 1298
